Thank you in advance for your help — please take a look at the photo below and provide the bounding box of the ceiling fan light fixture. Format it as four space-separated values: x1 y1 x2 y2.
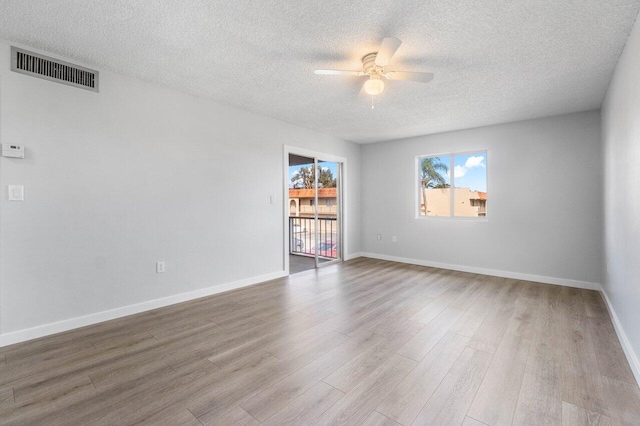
364 76 385 96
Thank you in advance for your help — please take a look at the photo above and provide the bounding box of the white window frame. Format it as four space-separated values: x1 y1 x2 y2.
415 149 488 221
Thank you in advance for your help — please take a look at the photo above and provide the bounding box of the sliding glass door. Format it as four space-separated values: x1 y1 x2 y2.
288 153 342 272
314 158 341 267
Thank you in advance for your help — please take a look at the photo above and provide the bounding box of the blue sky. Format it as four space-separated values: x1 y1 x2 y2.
452 153 487 192
289 161 338 187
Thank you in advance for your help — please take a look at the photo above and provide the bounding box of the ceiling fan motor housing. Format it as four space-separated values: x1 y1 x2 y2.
362 53 380 74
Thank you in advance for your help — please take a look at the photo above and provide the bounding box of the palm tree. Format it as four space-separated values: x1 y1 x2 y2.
420 157 449 215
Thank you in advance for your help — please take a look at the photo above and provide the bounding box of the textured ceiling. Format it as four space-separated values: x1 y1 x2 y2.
0 0 638 143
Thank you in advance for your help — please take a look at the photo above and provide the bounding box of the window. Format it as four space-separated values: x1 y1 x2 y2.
417 151 487 218
326 199 333 207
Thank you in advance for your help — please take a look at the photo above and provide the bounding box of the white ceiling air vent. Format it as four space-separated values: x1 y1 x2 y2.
11 47 99 92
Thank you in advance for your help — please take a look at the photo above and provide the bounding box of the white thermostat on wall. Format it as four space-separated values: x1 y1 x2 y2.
2 144 25 158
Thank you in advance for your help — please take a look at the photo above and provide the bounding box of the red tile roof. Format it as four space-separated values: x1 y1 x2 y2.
289 188 337 198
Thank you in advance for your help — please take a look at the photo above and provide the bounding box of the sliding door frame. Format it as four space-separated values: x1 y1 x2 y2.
283 145 347 275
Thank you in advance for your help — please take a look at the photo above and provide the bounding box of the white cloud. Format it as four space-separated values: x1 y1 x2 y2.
450 155 485 180
454 165 467 178
446 155 486 184
465 156 485 168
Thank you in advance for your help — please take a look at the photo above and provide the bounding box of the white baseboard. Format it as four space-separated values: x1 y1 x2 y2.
599 288 640 386
0 270 287 348
358 252 601 291
344 252 365 261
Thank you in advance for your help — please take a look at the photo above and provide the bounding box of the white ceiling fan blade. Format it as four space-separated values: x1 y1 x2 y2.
385 71 434 83
314 70 366 76
375 37 402 67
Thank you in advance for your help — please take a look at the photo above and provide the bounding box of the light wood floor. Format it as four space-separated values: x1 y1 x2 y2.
1 258 639 425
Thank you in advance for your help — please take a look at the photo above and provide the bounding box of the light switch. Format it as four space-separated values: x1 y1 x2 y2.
8 185 24 201
2 144 25 158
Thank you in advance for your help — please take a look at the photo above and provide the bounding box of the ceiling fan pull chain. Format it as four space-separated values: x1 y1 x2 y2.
371 95 374 109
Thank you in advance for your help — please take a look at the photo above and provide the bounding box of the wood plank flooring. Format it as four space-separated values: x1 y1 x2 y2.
0 258 639 425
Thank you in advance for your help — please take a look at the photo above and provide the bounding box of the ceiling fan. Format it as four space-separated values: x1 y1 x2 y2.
314 37 434 102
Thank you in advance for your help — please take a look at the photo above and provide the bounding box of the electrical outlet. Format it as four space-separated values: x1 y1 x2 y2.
377 234 382 241
156 261 165 273
8 185 24 201
392 236 397 243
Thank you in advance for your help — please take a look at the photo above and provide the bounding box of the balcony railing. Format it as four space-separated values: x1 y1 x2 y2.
290 216 338 260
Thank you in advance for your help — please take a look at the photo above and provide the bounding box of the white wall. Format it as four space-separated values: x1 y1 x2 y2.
361 111 603 287
0 40 361 340
602 13 640 372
